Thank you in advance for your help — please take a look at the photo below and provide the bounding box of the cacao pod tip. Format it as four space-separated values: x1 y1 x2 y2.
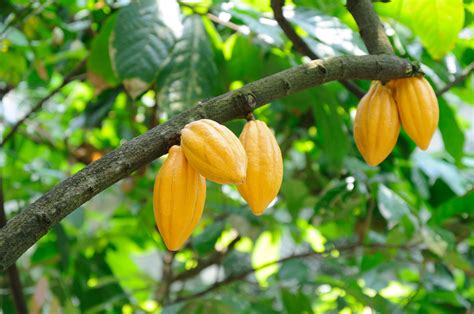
417 140 430 151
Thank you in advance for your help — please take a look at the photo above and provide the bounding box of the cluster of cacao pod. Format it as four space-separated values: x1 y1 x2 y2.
153 119 283 250
354 76 439 166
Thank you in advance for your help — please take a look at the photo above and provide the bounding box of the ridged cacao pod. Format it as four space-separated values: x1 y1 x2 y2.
181 119 247 184
354 81 400 166
237 120 283 215
389 76 439 150
153 145 206 251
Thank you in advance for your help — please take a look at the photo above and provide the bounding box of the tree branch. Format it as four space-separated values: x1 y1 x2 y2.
0 54 418 271
169 242 414 305
346 0 394 55
0 59 86 147
0 177 28 314
271 0 365 98
436 63 474 97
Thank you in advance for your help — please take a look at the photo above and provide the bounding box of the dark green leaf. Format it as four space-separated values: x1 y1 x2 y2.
111 0 181 98
157 15 218 115
438 98 465 164
280 288 313 314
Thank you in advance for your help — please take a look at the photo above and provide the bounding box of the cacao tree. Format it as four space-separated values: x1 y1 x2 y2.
0 0 472 313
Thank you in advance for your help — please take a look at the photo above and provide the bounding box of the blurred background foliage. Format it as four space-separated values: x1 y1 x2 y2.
0 0 473 313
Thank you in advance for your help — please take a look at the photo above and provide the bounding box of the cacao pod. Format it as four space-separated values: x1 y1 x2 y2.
354 81 400 166
237 120 283 215
153 145 206 251
389 76 439 150
181 119 248 184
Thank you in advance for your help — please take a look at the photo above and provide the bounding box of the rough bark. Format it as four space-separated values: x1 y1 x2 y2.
0 54 418 270
346 0 394 55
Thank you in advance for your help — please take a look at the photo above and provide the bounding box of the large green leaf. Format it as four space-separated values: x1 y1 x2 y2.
156 15 218 115
376 0 465 59
87 14 119 86
431 191 474 224
377 184 415 230
111 0 182 98
438 98 465 165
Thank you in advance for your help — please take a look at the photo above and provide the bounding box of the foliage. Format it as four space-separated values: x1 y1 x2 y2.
0 0 473 313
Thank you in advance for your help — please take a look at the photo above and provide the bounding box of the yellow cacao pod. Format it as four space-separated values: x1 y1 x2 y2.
389 76 439 150
153 145 206 251
237 120 283 215
354 81 400 166
181 119 247 184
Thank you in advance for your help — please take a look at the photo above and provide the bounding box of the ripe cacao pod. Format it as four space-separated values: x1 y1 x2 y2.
237 120 283 215
181 119 247 184
153 145 206 251
389 76 439 150
354 81 400 166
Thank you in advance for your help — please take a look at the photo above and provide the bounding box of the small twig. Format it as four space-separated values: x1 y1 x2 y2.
156 251 176 305
0 176 28 314
206 12 246 34
436 63 474 97
179 2 246 34
271 0 365 99
359 196 375 244
1 59 86 147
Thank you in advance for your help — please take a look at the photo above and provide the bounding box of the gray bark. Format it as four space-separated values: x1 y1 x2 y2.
347 0 394 55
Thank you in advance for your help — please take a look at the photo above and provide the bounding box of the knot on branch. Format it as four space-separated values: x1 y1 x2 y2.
235 92 257 117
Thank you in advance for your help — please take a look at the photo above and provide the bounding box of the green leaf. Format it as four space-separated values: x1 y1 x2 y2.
421 226 448 256
438 98 465 164
111 0 182 98
375 0 465 59
279 259 309 281
156 15 217 115
431 191 474 224
316 276 394 312
281 179 308 217
87 14 119 85
192 221 225 255
413 151 468 196
313 101 350 170
0 51 27 85
377 184 412 229
280 288 313 314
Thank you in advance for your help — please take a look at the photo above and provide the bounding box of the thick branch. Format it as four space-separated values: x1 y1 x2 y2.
0 177 28 314
436 63 474 97
346 0 394 55
0 54 418 270
271 0 365 98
